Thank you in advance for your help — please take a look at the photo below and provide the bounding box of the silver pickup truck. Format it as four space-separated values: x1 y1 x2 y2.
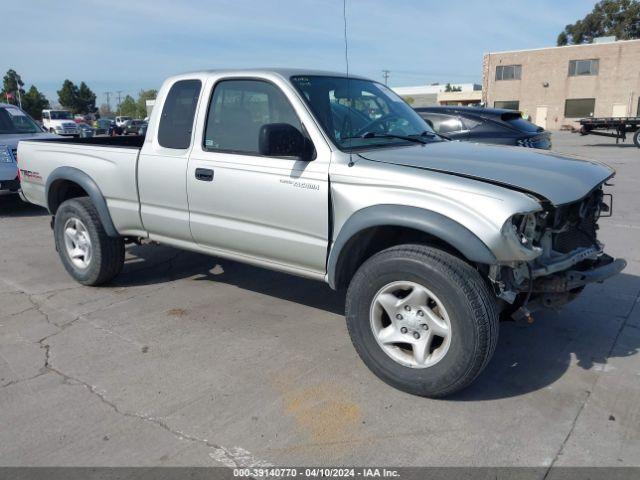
18 69 626 397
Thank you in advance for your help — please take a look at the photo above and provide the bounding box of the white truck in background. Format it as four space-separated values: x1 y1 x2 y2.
42 109 79 137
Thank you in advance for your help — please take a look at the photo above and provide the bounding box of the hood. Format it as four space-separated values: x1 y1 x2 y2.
358 142 614 206
49 119 76 127
0 132 57 149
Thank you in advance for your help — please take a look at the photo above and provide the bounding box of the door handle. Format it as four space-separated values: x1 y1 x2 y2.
195 168 214 182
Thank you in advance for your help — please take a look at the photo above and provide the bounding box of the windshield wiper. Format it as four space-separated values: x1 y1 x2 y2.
342 131 429 144
418 130 450 141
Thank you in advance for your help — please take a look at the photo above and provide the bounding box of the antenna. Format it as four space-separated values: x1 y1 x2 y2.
343 0 354 167
382 70 390 85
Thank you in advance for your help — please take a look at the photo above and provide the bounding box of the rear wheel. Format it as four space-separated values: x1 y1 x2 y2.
54 197 124 286
634 130 640 148
345 244 499 398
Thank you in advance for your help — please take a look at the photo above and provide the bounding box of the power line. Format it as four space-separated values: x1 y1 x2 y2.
382 69 390 85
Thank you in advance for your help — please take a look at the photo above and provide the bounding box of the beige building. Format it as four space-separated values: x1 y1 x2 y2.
393 83 482 107
483 38 640 130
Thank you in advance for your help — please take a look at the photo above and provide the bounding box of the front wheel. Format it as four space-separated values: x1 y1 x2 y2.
345 245 498 398
54 197 125 286
634 130 640 148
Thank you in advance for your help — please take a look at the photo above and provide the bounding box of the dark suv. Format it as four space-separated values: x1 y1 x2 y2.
415 106 551 150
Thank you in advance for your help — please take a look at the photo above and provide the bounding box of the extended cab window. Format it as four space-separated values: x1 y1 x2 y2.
158 79 202 149
204 79 301 154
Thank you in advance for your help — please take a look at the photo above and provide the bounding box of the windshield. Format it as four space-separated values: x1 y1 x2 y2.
0 106 41 134
49 110 73 120
290 76 438 150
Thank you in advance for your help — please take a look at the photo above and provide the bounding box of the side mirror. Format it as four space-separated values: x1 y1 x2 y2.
258 123 314 161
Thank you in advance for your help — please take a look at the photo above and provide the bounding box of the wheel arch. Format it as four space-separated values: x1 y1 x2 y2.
46 166 119 237
327 205 496 290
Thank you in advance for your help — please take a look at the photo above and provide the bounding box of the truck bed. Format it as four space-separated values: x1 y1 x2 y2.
18 135 146 236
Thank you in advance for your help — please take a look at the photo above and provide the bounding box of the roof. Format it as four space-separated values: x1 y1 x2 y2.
165 68 368 82
485 37 640 56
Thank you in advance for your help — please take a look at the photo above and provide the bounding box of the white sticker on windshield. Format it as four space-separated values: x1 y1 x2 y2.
6 106 26 117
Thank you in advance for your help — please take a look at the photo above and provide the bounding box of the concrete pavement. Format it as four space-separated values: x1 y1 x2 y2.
0 131 638 467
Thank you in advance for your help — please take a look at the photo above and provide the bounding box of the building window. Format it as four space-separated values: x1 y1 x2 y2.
495 65 521 81
568 59 599 76
565 98 595 118
494 100 520 110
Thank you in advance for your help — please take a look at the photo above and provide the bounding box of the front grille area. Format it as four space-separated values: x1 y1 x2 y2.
552 189 601 253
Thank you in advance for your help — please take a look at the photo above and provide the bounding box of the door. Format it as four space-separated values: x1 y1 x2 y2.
138 78 203 241
186 77 330 276
535 106 547 130
612 103 628 117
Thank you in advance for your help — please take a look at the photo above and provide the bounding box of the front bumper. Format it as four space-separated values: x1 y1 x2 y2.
532 254 626 293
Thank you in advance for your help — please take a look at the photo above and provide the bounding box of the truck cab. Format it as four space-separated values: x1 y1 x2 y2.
42 109 79 137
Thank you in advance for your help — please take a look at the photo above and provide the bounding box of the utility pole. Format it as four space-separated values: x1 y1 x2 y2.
382 70 390 85
116 90 123 116
16 73 23 109
104 91 112 113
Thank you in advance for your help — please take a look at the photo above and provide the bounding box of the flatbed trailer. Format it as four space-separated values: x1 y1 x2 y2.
579 116 640 147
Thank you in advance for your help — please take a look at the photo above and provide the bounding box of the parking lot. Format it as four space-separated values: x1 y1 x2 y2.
0 131 638 468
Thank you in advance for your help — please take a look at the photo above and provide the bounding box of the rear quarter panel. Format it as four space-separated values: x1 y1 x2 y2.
18 140 144 234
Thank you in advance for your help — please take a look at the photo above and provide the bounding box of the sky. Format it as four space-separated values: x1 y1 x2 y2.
4 0 598 108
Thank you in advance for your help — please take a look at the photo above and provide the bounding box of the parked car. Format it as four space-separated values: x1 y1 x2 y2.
115 116 131 128
77 123 94 138
93 118 112 135
122 119 146 135
0 103 55 193
18 69 624 397
414 106 552 150
42 109 79 137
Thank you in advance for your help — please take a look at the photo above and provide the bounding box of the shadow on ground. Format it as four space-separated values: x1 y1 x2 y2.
115 242 640 400
585 142 639 148
0 193 48 217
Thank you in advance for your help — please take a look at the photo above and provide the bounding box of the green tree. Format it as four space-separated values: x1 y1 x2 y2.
136 89 157 118
557 0 640 45
2 69 25 105
57 79 80 112
444 83 462 92
118 95 138 117
21 86 50 119
77 82 97 114
57 80 97 114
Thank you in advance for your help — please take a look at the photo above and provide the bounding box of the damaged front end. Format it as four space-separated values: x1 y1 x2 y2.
490 186 626 320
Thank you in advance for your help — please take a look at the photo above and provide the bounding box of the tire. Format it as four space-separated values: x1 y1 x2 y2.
345 244 498 398
634 130 640 148
54 197 125 286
